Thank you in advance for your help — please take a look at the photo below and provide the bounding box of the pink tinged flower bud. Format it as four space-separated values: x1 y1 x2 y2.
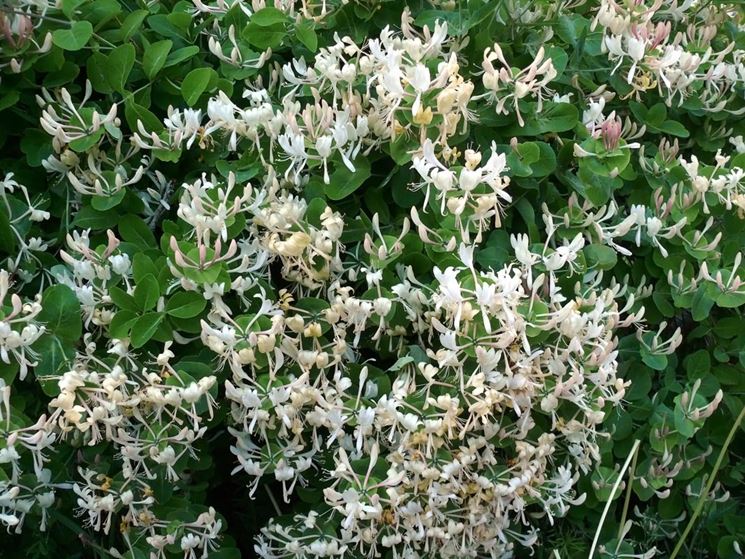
15 16 33 48
174 250 189 268
102 230 120 258
601 117 623 151
0 14 11 46
651 22 671 49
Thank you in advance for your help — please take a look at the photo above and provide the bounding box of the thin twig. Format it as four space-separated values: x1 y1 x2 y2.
618 439 640 542
669 405 745 559
265 485 282 516
589 439 641 559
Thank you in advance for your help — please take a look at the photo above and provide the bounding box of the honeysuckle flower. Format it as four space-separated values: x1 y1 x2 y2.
4 5 744 559
481 44 557 126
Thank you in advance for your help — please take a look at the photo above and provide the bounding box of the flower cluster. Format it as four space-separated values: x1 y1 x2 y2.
0 270 44 379
594 0 745 110
247 242 644 557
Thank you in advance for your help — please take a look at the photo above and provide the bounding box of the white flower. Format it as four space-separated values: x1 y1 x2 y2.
108 254 131 275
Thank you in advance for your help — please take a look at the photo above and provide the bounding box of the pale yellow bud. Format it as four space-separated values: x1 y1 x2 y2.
286 315 305 333
413 105 433 126
257 334 275 353
303 322 322 338
238 347 256 364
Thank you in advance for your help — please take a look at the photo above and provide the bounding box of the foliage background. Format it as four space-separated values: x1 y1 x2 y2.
0 0 744 558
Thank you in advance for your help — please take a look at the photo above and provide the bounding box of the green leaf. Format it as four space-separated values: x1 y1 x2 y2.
673 406 696 437
109 309 138 339
691 288 715 321
413 7 492 35
657 120 689 138
181 67 213 106
43 61 81 89
81 0 121 27
166 11 191 32
132 253 158 283
0 361 18 385
591 467 623 501
515 198 540 240
718 536 741 559
641 348 668 371
61 0 86 18
292 299 328 317
625 366 652 401
124 100 163 132
72 206 117 229
154 147 182 162
325 158 371 200
556 18 581 47
476 230 510 271
507 142 540 177
120 9 148 41
390 356 415 371
584 244 618 270
143 40 172 80
716 291 745 308
166 291 207 318
713 317 742 339
146 14 188 41
38 285 81 341
645 103 667 126
577 167 620 206
629 101 648 123
0 90 20 113
52 21 93 51
296 20 318 52
33 334 75 395
106 44 136 93
529 142 557 177
544 46 568 77
130 312 164 348
579 139 632 177
21 129 54 167
91 189 126 211
109 286 140 313
0 207 16 253
504 102 578 136
119 214 157 249
164 46 200 68
540 103 581 133
389 134 419 165
251 7 288 26
242 21 287 50
134 274 160 311
69 127 103 153
34 48 65 72
87 53 114 94
685 349 711 380
391 168 423 208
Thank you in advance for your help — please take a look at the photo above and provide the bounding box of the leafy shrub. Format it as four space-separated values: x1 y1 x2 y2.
0 1 744 558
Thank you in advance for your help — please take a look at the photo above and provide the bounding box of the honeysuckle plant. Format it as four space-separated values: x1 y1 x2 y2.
0 1 744 559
